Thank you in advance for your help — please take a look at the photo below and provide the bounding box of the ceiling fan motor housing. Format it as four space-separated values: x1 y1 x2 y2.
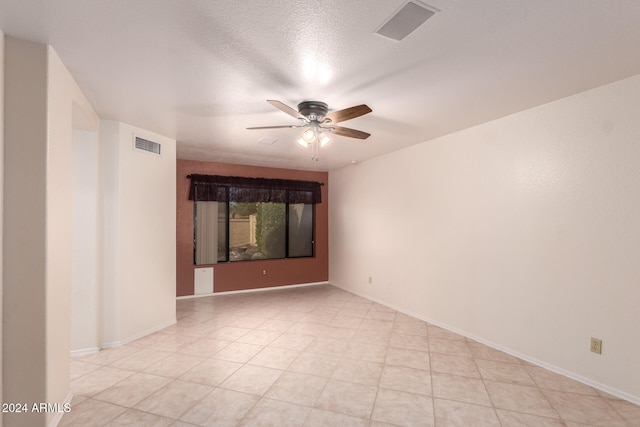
298 101 328 121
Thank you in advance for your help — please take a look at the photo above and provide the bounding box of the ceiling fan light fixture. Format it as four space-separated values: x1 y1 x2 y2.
297 137 310 148
319 132 331 146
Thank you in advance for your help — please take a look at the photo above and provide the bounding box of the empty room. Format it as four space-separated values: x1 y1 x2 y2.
2 1 640 426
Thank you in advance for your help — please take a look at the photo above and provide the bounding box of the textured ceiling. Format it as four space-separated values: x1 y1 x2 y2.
2 0 640 171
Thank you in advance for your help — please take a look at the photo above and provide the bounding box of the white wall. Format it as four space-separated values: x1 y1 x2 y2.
100 121 176 346
329 74 640 403
71 130 99 353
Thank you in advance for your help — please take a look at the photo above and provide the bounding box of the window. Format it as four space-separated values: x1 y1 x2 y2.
189 174 321 265
194 200 314 263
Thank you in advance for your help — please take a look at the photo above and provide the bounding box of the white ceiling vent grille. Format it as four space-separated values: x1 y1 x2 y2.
133 135 162 156
375 1 439 42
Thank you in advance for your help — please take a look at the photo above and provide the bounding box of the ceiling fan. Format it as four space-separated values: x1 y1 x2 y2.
247 100 372 161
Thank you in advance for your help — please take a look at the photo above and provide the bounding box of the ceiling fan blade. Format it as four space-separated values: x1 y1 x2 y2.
247 125 304 130
330 125 371 139
267 100 306 120
324 104 372 124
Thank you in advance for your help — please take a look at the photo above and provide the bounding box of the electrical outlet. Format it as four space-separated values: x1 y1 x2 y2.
262 269 267 276
590 337 602 354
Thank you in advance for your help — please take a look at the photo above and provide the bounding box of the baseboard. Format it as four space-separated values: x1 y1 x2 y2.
48 390 73 427
70 346 100 357
176 281 329 299
99 318 177 349
334 284 640 406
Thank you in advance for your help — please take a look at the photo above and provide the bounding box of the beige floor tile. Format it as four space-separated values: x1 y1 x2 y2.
315 379 378 419
428 325 466 341
104 409 174 426
179 358 243 386
380 365 432 395
134 380 213 419
255 318 295 332
93 372 172 407
211 326 252 341
71 366 136 397
332 359 383 386
265 371 328 406
239 398 312 427
431 372 492 406
236 329 282 345
434 398 500 426
351 329 392 346
385 347 431 370
329 315 363 329
248 346 301 370
389 333 430 352
304 408 369 426
180 387 258 427
359 319 395 333
430 353 480 378
270 332 316 351
542 389 627 426
525 365 599 396
343 341 388 363
304 337 350 357
392 321 428 336
372 388 434 426
76 346 141 366
467 342 521 364
150 334 201 352
485 381 558 419
496 409 565 426
69 284 640 426
288 352 340 377
59 398 127 427
70 360 101 380
228 315 268 329
212 341 264 363
177 338 232 357
428 338 472 357
220 364 283 395
475 359 536 386
609 398 640 424
143 353 206 378
110 348 173 371
318 326 357 340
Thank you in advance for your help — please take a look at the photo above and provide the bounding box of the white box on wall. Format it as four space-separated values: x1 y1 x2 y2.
194 267 214 295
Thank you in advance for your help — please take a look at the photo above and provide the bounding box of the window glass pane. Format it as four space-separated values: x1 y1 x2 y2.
289 203 313 257
230 202 286 261
194 201 227 264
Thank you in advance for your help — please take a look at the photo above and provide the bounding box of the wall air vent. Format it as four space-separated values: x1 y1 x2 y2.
375 1 439 42
133 135 162 156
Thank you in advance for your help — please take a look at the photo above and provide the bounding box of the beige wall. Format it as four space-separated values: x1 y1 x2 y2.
3 37 49 427
100 121 176 346
0 29 4 427
3 37 99 426
329 74 640 403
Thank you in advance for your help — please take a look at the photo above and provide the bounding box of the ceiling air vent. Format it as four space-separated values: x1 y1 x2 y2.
375 1 439 42
133 135 161 156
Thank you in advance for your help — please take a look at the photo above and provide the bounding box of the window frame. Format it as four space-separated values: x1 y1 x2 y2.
194 200 315 265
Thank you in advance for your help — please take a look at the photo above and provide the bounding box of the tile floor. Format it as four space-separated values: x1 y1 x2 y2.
64 284 640 426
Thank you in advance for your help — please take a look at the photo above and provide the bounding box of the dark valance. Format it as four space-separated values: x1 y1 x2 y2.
188 174 322 204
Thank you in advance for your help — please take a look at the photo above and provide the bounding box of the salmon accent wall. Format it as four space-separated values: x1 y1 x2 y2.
176 159 328 295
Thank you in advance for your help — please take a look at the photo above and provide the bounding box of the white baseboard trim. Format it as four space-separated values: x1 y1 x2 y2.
70 347 100 357
176 281 329 299
334 284 640 406
48 390 73 427
99 318 177 349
